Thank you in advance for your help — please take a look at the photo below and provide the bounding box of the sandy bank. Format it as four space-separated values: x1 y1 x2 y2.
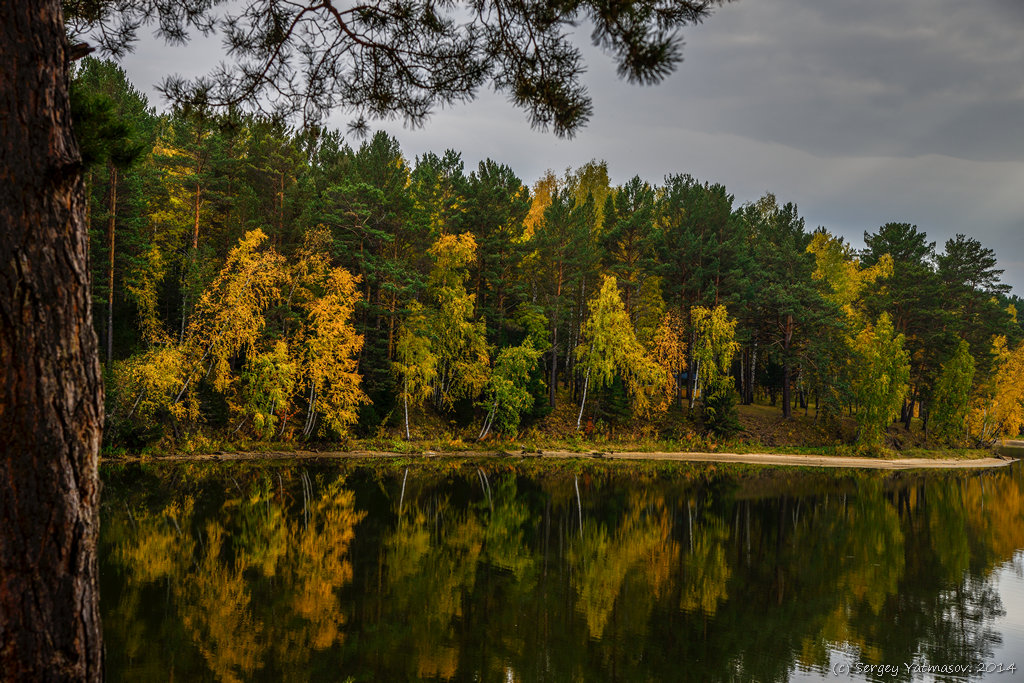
106 448 1019 470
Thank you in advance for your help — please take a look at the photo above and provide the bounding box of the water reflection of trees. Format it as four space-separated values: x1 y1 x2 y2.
101 463 1024 681
102 466 365 682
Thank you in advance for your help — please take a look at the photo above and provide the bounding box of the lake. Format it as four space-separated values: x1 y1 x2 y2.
99 454 1024 681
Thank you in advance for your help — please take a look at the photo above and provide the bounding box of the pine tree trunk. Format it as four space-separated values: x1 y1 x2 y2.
739 349 746 406
782 361 792 418
549 318 558 409
782 314 793 419
0 2 104 679
749 338 758 405
903 388 916 431
106 163 117 365
193 181 201 250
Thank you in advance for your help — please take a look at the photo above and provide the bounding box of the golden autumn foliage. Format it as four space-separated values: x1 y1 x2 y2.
304 268 367 435
808 231 893 323
649 309 687 410
111 226 368 441
394 233 489 425
394 303 438 414
968 335 1024 442
429 233 490 404
522 171 558 241
112 344 187 423
110 470 366 681
187 229 285 391
690 304 739 432
578 275 666 417
125 241 173 345
690 304 738 395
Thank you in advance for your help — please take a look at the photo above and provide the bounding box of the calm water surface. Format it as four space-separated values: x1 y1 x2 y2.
100 453 1024 682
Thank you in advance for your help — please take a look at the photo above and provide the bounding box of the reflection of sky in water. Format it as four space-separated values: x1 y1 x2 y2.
990 552 1024 673
790 551 1024 682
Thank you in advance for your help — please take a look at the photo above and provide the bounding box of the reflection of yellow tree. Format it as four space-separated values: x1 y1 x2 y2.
180 521 265 683
483 479 536 578
838 483 905 615
107 497 199 670
570 523 624 639
110 470 366 682
568 490 675 640
232 480 288 578
679 512 731 616
381 475 542 681
963 472 1024 565
282 478 366 655
803 482 905 667
638 494 679 600
927 482 971 584
115 497 195 582
385 501 485 680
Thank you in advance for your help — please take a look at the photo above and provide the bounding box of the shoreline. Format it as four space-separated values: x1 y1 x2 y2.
102 448 1020 470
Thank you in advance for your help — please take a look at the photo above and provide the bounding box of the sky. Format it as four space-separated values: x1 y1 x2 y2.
120 0 1024 294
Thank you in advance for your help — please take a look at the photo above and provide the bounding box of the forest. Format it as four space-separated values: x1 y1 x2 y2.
75 57 1024 455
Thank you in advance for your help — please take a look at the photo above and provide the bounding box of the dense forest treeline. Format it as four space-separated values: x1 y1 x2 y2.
74 58 1024 453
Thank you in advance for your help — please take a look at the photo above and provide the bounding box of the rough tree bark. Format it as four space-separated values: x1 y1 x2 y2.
0 1 105 680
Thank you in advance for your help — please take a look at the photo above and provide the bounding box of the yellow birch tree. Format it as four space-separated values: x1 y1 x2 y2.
968 336 1024 443
851 313 910 450
690 305 739 434
302 267 368 437
576 275 665 427
650 309 688 412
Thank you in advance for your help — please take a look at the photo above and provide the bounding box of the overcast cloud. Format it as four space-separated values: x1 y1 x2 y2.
121 0 1024 294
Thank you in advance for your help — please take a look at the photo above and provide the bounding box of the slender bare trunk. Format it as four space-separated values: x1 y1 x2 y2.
576 367 591 430
403 392 411 440
398 468 409 521
478 399 498 440
574 476 583 536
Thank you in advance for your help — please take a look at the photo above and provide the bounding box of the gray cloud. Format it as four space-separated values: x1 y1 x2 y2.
674 0 1024 161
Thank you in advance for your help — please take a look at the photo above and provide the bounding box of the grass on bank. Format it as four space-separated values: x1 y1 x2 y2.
104 394 1001 462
